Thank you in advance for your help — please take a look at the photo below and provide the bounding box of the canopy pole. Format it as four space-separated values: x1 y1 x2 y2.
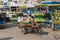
52 14 54 30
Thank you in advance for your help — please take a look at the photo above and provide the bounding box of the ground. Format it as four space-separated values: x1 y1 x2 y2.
0 23 60 40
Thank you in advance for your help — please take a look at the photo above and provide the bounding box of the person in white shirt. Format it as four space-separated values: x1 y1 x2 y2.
17 14 23 28
17 14 25 33
17 16 23 23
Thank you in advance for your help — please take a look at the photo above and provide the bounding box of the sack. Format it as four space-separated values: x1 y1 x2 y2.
23 22 31 24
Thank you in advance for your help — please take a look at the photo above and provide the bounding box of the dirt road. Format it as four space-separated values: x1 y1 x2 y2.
0 23 60 40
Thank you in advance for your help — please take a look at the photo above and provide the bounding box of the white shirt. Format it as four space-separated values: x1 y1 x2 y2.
28 16 33 20
17 16 23 22
23 16 34 23
26 16 33 22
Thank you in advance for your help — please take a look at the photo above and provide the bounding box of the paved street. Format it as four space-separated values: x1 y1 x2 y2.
0 23 60 40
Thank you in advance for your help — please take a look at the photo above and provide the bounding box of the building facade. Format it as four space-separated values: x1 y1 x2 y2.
0 0 60 6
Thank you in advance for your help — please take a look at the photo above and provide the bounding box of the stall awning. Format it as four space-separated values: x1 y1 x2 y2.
35 4 60 6
41 1 60 4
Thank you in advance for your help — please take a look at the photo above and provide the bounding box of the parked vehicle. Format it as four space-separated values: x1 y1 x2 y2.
0 13 6 29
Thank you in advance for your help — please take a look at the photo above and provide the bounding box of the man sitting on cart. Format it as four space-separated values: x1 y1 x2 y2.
22 14 34 34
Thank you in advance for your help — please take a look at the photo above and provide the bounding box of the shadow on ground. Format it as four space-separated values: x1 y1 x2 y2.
0 23 17 29
33 31 49 36
54 34 60 40
0 37 12 40
26 30 49 35
39 31 49 35
5 23 17 29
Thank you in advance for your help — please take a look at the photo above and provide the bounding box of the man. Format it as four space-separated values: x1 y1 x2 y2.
17 14 24 32
23 14 35 34
17 14 23 26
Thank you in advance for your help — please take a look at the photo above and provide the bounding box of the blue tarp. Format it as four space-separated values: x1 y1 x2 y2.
42 2 60 4
0 21 4 25
55 24 60 30
27 10 34 14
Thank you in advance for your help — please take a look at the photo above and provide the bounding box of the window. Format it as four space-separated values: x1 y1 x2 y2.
21 8 27 13
56 6 60 10
24 0 28 4
0 15 4 21
27 8 35 14
11 6 17 12
2 8 10 11
49 6 55 13
14 1 17 3
36 7 40 11
25 2 27 4
41 6 46 10
0 8 3 11
8 0 12 2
